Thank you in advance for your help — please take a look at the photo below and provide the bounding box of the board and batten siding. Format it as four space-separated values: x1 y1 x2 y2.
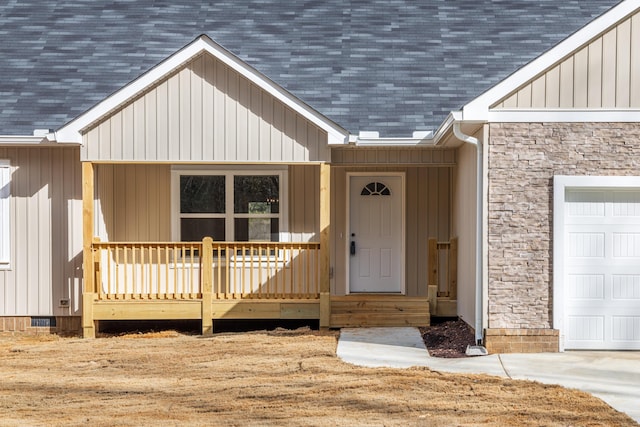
95 164 172 242
494 10 640 109
95 164 318 244
331 166 452 297
289 165 319 243
82 52 330 163
0 146 82 317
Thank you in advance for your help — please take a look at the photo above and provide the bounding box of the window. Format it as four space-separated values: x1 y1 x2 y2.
0 160 10 267
174 169 285 242
361 182 391 196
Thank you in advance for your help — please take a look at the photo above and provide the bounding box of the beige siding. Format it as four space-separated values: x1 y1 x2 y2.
82 53 330 163
493 11 640 109
331 166 452 297
95 164 172 242
0 147 82 317
97 164 317 244
289 165 319 242
452 142 477 326
332 148 456 165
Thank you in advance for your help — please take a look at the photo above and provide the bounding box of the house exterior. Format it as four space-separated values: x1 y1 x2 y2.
1 0 639 352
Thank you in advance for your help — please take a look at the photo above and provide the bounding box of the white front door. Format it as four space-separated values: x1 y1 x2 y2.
348 174 404 293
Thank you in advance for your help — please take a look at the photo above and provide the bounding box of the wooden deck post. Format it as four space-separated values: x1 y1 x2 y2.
82 162 96 338
319 163 331 328
449 237 458 300
201 236 214 335
427 238 438 315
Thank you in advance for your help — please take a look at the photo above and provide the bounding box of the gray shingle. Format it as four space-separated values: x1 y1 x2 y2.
0 0 620 137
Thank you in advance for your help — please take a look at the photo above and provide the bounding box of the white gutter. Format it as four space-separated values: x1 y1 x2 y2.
452 121 485 346
0 133 77 146
0 135 48 144
352 134 437 147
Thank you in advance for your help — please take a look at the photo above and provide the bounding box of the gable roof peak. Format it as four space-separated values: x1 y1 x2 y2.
54 34 348 145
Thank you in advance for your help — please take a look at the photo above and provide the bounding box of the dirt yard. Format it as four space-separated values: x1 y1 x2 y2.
0 328 635 427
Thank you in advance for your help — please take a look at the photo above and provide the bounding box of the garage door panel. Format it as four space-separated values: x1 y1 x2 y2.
567 232 605 257
563 187 640 350
612 190 640 216
567 315 604 341
613 232 640 257
612 275 640 299
612 316 640 341
567 274 604 299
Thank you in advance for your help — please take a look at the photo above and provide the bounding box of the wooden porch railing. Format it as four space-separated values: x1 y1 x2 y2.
92 238 320 301
427 237 458 314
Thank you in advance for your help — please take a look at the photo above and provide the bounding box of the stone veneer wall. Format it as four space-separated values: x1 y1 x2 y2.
488 122 640 331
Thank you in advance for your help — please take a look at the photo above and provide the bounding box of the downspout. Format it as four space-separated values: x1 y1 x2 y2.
453 122 485 346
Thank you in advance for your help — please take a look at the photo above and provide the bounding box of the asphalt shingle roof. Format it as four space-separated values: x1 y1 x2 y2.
0 1 621 137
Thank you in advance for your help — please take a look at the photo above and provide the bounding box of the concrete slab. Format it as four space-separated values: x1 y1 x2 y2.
337 327 507 376
500 352 640 423
337 327 640 423
336 327 430 368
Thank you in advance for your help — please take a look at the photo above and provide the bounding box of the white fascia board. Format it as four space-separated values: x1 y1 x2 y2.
354 135 437 147
56 35 348 145
488 109 640 123
462 0 640 121
0 135 61 145
437 112 456 139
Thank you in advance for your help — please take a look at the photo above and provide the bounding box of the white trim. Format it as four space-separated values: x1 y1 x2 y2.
553 175 640 351
352 135 437 147
171 167 289 243
463 0 640 120
0 160 10 269
0 135 71 146
55 35 348 146
488 109 640 123
345 172 406 295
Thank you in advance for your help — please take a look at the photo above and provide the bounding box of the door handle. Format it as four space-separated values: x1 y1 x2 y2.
350 233 356 255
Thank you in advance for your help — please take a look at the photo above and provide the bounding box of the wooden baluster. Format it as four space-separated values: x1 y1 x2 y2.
297 244 302 298
225 243 230 299
241 244 246 298
189 244 195 299
106 245 112 299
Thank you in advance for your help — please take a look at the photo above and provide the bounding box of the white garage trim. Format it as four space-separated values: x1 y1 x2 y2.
554 175 640 351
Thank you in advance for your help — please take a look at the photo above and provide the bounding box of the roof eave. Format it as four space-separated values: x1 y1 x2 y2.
0 133 74 146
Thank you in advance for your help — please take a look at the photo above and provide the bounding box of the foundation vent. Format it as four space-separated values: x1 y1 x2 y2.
31 317 56 328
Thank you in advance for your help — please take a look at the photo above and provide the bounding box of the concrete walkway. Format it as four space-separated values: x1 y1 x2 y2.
337 327 640 423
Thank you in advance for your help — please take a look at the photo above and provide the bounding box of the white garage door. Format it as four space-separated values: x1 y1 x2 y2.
563 189 640 350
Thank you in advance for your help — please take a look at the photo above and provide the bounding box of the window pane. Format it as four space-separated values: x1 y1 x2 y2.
234 218 279 242
180 175 225 213
181 218 225 241
234 176 279 214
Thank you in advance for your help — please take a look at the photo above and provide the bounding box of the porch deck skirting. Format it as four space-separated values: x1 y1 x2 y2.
83 238 430 334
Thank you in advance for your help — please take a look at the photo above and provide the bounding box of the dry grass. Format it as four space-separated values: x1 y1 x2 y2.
0 328 635 427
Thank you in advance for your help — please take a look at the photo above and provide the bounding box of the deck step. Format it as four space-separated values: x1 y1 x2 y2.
330 296 430 327
433 299 457 317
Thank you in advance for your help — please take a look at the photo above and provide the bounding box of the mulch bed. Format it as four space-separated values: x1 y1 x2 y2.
420 318 476 358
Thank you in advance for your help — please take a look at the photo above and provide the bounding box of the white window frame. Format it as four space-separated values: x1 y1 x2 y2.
171 166 288 243
0 160 10 269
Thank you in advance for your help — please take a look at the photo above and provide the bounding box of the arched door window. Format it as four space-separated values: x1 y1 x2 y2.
360 182 391 196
